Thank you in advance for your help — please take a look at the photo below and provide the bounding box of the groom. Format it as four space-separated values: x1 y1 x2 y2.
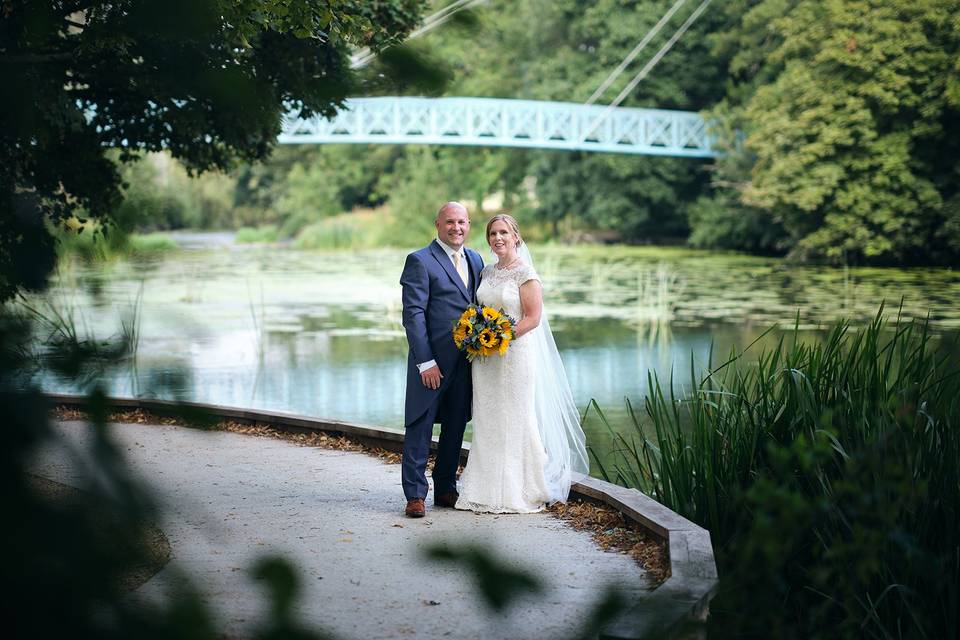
399 202 483 518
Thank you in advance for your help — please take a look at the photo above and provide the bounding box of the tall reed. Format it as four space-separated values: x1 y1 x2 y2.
591 306 960 638
16 280 145 393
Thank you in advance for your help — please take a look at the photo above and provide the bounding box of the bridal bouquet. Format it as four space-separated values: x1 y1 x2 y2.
452 305 515 361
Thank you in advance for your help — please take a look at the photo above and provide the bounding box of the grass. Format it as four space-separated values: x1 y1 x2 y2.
16 274 145 393
235 224 280 244
292 209 385 250
56 219 178 260
589 305 960 639
128 232 178 254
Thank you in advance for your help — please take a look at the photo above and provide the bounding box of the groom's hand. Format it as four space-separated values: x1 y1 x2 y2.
421 365 442 390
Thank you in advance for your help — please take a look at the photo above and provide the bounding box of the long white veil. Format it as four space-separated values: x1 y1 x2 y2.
518 244 589 502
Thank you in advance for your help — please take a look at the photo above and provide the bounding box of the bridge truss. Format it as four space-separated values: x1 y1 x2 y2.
279 97 717 158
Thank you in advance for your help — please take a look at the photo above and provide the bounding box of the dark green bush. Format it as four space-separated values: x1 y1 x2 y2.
592 307 960 638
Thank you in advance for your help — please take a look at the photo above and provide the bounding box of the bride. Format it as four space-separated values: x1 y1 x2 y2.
455 214 589 513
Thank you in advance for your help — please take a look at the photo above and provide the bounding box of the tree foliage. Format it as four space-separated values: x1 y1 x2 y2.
6 0 959 276
415 0 730 242
401 0 960 263
0 0 427 300
706 0 960 264
241 0 731 245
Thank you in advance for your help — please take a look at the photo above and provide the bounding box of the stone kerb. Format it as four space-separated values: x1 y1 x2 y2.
45 394 718 639
571 473 718 639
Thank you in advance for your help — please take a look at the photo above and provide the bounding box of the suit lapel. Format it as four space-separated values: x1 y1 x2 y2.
430 240 470 302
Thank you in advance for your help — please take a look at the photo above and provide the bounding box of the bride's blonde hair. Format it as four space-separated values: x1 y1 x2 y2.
485 214 523 247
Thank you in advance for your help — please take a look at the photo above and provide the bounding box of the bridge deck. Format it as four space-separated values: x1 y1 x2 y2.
279 97 718 158
36 420 653 639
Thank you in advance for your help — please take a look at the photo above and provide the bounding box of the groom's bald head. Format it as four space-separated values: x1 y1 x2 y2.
435 201 470 250
436 201 468 220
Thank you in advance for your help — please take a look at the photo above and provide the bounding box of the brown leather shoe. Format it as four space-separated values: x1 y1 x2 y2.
434 491 459 508
405 498 425 518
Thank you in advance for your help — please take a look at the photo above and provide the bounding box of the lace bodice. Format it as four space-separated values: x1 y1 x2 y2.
476 262 540 321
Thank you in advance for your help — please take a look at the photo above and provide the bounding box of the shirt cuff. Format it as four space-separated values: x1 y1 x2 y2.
417 359 438 373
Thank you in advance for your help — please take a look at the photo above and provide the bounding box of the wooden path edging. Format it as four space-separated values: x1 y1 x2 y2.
45 394 718 639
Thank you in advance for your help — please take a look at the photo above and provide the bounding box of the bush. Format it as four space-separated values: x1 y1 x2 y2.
687 194 788 255
55 219 179 261
273 163 343 237
128 233 178 255
591 307 960 638
114 152 233 231
53 216 131 261
293 214 377 250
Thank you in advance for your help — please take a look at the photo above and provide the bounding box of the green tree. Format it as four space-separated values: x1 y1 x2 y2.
1 0 428 300
274 162 343 237
369 144 512 243
531 152 708 242
687 101 791 254
705 0 960 265
229 144 403 234
383 0 731 241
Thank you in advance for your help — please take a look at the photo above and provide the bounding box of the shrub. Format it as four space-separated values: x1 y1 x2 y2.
292 211 387 250
129 233 178 255
591 307 960 638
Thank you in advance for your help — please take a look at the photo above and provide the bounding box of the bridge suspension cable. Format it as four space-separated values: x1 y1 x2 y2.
350 0 487 69
582 0 712 141
585 0 688 106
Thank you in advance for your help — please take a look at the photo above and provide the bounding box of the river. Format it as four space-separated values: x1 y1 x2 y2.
32 233 960 476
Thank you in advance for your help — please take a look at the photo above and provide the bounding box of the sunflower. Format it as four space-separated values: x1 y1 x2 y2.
478 328 497 348
466 345 483 358
481 306 501 321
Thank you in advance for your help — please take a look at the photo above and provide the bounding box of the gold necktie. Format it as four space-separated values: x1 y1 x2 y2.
453 252 468 287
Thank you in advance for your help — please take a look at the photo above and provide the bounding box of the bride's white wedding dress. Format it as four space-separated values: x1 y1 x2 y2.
455 262 553 513
456 248 589 513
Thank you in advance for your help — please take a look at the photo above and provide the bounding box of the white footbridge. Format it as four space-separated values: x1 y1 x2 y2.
279 97 717 158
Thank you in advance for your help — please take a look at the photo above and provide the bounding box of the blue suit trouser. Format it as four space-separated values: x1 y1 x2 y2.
402 362 471 500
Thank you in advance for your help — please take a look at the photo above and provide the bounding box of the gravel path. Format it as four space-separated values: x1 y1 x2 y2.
34 420 652 639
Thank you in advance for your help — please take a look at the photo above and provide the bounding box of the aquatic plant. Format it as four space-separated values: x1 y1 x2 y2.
590 305 960 638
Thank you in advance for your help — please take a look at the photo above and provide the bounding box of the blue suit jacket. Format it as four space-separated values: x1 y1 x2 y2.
400 240 483 426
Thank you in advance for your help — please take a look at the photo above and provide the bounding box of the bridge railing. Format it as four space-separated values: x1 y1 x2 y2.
279 97 717 158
